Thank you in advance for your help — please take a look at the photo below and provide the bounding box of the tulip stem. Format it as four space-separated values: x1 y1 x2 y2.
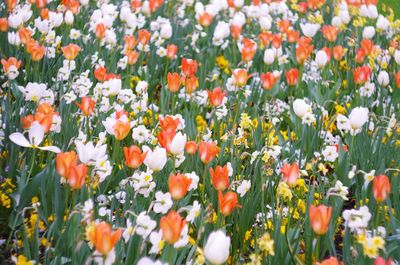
314 236 320 261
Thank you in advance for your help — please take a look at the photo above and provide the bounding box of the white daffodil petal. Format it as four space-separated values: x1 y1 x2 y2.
9 133 31 147
29 122 45 146
39 146 61 153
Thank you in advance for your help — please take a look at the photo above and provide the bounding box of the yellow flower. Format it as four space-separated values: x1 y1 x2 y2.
258 232 275 256
15 255 34 265
277 182 293 201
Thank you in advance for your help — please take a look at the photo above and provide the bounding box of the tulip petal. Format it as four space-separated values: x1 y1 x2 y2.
29 122 45 146
39 146 61 153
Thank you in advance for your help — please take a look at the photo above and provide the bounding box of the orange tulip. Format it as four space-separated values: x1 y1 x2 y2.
30 44 46 62
1 57 22 75
87 221 122 255
218 191 240 216
182 58 198 77
316 257 344 265
307 0 325 9
22 115 35 130
160 116 180 134
198 12 213 27
272 34 282 49
34 103 56 132
286 30 300 43
374 257 393 265
322 25 339 42
361 39 374 55
185 141 198 154
126 50 139 65
6 0 17 11
231 24 242 40
160 211 186 244
280 162 300 187
259 31 272 46
138 29 151 46
124 35 137 50
353 65 372 85
157 130 175 152
167 72 181 93
286 68 299 86
35 0 47 8
241 38 257 62
199 141 220 164
61 44 81 60
114 120 131 140
123 145 147 169
394 72 400 88
260 72 279 90
278 19 291 33
40 8 49 19
56 151 78 178
169 173 192 200
67 163 87 189
232 69 248 87
309 204 332 235
373 175 391 203
296 42 313 64
166 44 178 59
207 87 226 107
95 23 106 39
332 46 345 61
0 18 8 32
184 75 198 94
210 165 230 191
75 97 96 116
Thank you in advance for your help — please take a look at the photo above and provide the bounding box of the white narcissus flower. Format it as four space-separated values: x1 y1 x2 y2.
143 146 167 172
204 230 231 265
170 132 187 156
153 191 173 214
136 212 156 238
293 99 311 119
9 122 61 153
75 141 107 164
237 180 251 197
322 146 339 162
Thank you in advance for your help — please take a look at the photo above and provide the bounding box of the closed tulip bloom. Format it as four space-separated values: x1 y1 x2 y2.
210 165 230 191
1 57 22 79
309 204 332 235
166 44 178 59
67 163 87 190
280 162 300 187
169 173 192 200
241 38 257 62
138 29 151 46
87 221 122 255
316 257 344 265
207 87 226 107
232 69 248 87
204 230 231 265
143 146 167 172
167 72 181 93
0 18 8 32
181 58 198 77
395 72 400 88
126 50 139 65
332 46 346 61
199 12 213 27
374 257 393 265
218 191 240 216
30 44 46 61
56 151 78 178
184 75 198 94
75 97 96 116
157 130 175 153
170 132 187 156
61 43 81 60
260 72 279 90
373 175 391 203
322 25 339 42
353 65 372 85
160 211 186 244
286 68 299 86
185 141 198 154
123 145 147 169
159 116 180 134
95 23 106 39
199 141 220 164
114 120 131 140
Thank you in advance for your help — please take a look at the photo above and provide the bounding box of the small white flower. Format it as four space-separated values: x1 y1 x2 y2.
153 191 173 214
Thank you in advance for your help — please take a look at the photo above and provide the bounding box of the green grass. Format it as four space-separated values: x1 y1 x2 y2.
380 0 399 18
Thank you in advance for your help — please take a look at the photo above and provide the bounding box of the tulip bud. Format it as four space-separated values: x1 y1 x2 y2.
204 230 231 265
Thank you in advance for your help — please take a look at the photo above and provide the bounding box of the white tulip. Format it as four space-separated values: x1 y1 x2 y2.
9 122 61 153
259 16 272 31
263 49 275 65
170 132 187 156
315 50 328 68
376 15 389 31
204 230 231 265
394 50 400 65
362 26 375 39
367 4 378 19
75 141 107 164
349 107 369 131
338 10 350 24
64 10 74 25
377 71 389 87
160 23 172 39
293 99 311 118
143 146 167 172
300 23 320 37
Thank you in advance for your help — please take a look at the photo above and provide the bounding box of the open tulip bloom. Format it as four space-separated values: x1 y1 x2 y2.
1 0 400 265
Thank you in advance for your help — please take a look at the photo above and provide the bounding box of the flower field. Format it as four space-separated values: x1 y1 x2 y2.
1 0 400 264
